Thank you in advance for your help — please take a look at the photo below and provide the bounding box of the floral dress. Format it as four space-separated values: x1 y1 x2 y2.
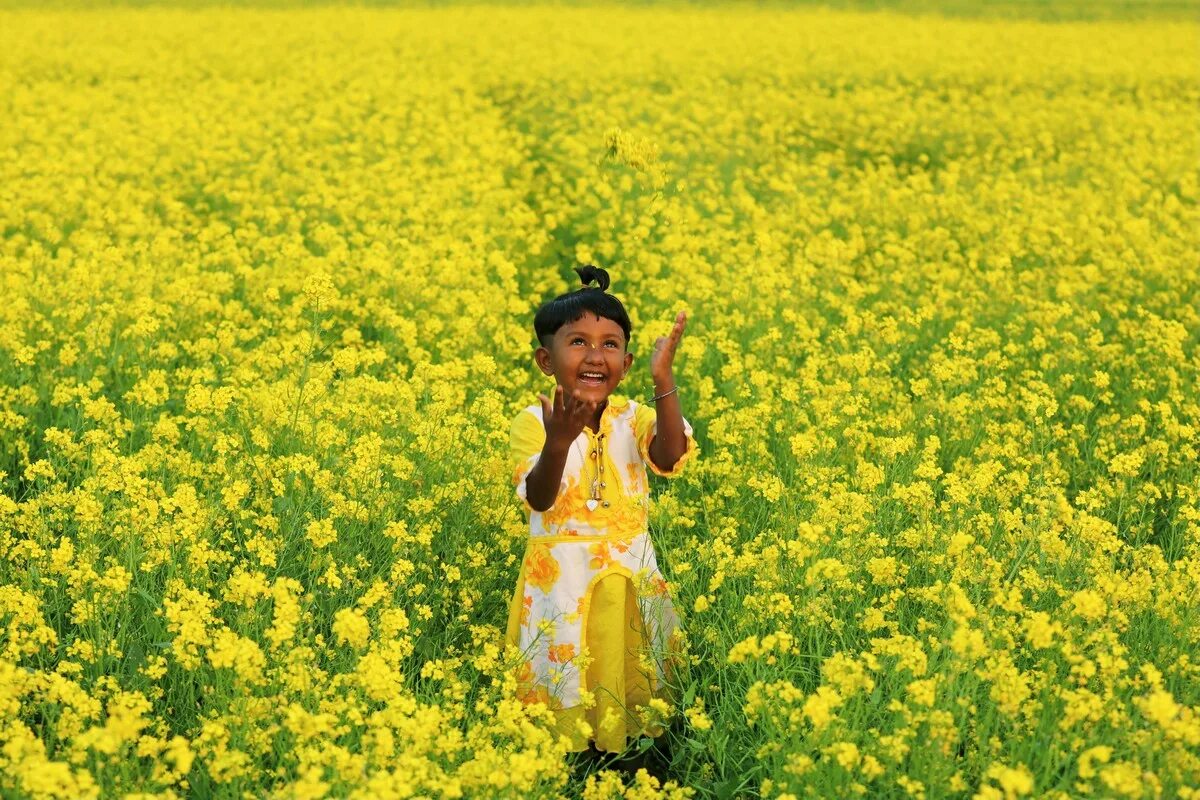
505 392 699 753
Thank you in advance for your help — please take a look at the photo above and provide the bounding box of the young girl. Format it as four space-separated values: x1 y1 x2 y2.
505 264 699 764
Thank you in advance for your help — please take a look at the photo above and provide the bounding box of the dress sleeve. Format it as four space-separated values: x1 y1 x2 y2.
510 409 548 512
633 402 699 478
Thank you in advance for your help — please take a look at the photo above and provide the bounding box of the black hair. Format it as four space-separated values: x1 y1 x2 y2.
533 265 633 349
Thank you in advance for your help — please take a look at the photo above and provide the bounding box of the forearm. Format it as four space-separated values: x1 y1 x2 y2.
648 372 687 472
524 437 572 512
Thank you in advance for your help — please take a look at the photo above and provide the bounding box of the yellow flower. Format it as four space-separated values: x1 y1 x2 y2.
1070 589 1107 622
685 697 713 732
1077 746 1112 779
803 686 843 730
974 763 1035 799
305 518 338 549
1 6 1195 797
332 608 370 650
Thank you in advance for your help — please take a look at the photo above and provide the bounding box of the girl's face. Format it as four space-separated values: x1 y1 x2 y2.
535 313 634 402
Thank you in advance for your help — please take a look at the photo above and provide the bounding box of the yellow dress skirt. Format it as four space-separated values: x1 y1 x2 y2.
505 561 680 753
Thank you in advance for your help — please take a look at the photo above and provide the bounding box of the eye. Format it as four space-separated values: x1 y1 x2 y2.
571 338 584 345
605 342 618 348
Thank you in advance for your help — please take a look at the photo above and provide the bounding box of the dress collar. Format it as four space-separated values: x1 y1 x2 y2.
603 393 630 413
585 393 629 438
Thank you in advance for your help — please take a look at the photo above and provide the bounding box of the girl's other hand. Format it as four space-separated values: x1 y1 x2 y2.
538 385 599 446
650 310 686 382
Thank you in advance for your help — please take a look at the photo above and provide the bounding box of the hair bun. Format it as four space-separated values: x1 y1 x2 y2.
575 264 610 292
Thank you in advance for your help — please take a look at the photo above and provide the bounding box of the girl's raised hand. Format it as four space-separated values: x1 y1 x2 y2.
538 385 599 446
649 310 687 381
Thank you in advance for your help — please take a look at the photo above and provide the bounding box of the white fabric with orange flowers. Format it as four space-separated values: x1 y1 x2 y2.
508 393 698 711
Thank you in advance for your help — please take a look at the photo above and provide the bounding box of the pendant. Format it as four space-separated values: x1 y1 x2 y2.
586 499 599 511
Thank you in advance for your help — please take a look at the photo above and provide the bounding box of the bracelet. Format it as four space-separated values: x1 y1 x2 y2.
651 385 678 402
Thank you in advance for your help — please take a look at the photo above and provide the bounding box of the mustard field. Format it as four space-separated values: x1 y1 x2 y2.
0 2 1197 798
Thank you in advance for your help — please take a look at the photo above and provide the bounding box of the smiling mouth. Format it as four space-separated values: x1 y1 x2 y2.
578 372 607 385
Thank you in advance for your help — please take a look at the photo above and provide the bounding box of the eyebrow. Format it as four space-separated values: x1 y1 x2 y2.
563 330 623 340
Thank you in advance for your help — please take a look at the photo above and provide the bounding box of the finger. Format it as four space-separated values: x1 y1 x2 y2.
571 393 592 419
672 312 687 341
554 385 564 415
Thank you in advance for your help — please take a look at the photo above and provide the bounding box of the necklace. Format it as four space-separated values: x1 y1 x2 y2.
575 428 609 512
